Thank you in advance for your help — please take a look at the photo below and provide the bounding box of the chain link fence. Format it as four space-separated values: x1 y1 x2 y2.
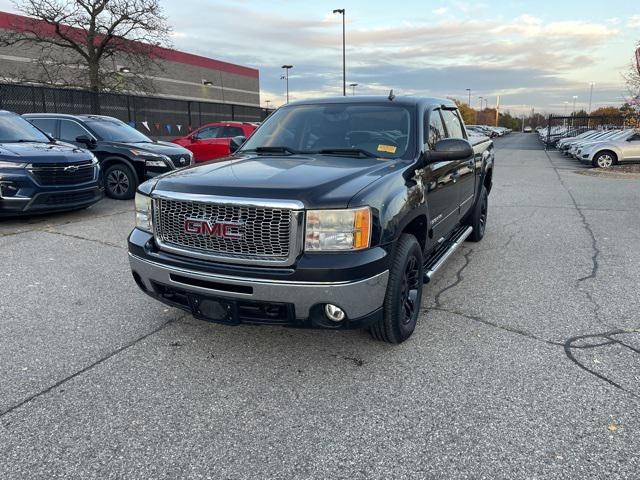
0 83 273 140
543 114 640 148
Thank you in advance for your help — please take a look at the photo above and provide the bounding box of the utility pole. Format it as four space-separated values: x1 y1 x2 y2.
333 9 346 96
281 65 293 103
478 96 484 110
466 88 471 106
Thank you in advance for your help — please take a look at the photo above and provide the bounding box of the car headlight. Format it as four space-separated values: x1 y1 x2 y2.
305 207 371 251
0 161 27 169
135 192 153 232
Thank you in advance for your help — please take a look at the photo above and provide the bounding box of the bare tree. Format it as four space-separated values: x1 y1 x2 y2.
0 0 171 94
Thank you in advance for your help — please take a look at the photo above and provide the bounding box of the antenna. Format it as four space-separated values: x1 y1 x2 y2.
388 89 395 101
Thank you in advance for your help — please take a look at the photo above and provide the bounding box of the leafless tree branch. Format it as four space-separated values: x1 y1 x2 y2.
0 0 171 93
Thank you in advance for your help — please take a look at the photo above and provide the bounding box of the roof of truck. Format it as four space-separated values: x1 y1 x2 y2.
285 95 456 109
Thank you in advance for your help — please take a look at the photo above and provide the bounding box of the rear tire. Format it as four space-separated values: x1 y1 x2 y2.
369 234 424 344
104 163 136 200
467 185 488 242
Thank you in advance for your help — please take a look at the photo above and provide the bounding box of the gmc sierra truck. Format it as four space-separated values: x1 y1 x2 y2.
128 96 494 343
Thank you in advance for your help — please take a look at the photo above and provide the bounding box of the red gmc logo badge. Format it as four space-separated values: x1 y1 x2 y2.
183 218 243 239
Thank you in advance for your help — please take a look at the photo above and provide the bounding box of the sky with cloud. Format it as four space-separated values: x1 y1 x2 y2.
1 0 638 114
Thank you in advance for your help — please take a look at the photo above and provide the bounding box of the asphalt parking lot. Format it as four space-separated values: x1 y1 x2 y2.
1 133 638 479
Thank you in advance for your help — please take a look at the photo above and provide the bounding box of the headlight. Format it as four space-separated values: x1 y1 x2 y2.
305 207 371 251
90 154 99 165
0 161 27 169
144 159 169 167
135 192 153 232
130 149 169 167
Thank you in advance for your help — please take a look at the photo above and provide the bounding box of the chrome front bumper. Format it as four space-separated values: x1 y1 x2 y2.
129 253 389 320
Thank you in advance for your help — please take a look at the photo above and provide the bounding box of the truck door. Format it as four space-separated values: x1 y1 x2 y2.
440 108 476 219
423 108 461 242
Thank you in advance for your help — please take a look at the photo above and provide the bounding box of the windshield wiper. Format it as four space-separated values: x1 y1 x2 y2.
317 148 376 158
251 146 298 155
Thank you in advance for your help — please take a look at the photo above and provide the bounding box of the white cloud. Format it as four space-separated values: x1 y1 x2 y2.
432 7 448 16
628 15 640 28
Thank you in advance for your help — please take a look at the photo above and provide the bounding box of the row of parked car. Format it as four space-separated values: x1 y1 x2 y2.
0 110 257 216
548 128 640 168
466 125 512 138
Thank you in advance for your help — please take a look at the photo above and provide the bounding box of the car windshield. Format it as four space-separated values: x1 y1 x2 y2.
241 103 414 159
86 118 152 143
0 113 50 143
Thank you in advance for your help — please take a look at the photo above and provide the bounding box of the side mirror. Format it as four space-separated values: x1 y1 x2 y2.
424 138 473 163
229 135 246 153
75 135 96 148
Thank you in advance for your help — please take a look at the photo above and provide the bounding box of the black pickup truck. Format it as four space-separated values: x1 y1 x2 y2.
128 96 494 343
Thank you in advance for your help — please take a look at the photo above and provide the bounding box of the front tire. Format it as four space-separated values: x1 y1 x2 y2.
104 163 136 200
369 234 424 344
592 151 616 169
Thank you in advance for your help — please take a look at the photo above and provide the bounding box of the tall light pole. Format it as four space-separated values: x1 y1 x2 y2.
572 95 578 114
281 65 293 103
588 82 595 114
265 99 271 110
333 8 346 96
478 96 484 110
484 98 488 110
349 83 358 96
466 88 471 106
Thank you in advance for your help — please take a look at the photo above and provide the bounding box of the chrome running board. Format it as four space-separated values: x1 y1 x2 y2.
423 226 473 283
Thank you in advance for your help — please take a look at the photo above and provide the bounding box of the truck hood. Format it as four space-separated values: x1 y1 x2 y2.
0 141 93 164
152 153 404 208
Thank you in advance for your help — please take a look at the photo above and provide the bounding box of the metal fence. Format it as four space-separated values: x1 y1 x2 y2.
543 114 639 148
0 83 272 140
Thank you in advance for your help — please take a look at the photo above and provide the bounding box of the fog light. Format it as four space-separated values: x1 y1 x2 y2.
0 181 18 198
324 304 346 322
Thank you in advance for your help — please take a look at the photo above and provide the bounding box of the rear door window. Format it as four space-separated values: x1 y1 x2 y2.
60 120 90 142
222 126 245 137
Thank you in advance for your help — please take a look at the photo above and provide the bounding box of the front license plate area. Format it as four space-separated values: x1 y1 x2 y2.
188 295 239 325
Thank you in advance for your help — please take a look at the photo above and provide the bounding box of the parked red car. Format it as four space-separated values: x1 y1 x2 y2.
172 121 257 163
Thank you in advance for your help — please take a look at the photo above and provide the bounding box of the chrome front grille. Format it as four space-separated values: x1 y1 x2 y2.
153 195 301 265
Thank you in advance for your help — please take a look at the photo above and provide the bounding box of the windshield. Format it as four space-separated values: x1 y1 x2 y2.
86 118 152 143
0 113 50 143
241 103 414 159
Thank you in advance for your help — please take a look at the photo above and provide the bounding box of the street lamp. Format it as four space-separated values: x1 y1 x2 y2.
349 83 358 96
281 65 293 103
572 95 578 115
588 82 595 114
333 8 346 96
478 96 484 110
466 88 471 105
265 99 271 109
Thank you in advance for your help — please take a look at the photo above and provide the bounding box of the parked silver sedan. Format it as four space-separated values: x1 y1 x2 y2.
579 130 640 168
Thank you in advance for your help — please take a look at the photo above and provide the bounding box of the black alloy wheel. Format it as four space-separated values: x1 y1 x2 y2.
104 163 136 200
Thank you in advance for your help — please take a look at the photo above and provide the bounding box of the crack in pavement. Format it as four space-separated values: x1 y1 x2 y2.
43 229 125 250
433 248 473 308
0 208 132 239
546 151 600 284
431 306 640 400
0 313 187 419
